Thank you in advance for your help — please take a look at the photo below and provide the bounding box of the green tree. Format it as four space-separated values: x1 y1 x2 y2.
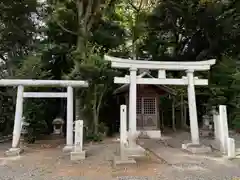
76 53 119 135
15 54 55 142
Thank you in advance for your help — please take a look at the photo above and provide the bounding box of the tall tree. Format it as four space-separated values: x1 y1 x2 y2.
0 0 38 135
0 0 38 76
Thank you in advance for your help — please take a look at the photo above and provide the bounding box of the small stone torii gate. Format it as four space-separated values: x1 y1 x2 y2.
0 79 88 156
105 55 216 152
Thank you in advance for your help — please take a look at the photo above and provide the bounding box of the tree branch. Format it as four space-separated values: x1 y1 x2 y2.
138 0 144 11
56 21 77 35
84 0 94 28
76 0 84 27
128 1 138 11
0 54 6 61
96 85 106 117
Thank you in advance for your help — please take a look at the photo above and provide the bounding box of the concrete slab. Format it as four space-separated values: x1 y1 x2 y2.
139 139 210 165
182 143 212 154
70 151 86 160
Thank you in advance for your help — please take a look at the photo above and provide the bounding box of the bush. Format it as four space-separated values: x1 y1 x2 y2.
86 132 104 142
24 99 48 143
98 122 108 136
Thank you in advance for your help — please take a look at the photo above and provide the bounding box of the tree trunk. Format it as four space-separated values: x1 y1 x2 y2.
172 98 176 132
180 94 184 129
183 103 189 129
93 110 98 134
75 96 81 121
161 110 164 132
74 0 86 123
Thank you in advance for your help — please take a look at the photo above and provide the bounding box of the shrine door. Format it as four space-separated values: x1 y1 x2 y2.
137 97 158 130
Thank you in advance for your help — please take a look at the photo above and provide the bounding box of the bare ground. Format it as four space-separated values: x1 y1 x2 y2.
0 136 240 180
0 138 166 180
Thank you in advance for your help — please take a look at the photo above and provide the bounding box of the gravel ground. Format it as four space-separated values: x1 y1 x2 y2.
0 138 240 180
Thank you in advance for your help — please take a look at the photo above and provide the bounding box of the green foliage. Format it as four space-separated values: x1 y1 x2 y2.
2 0 240 138
85 122 108 142
0 1 39 136
15 54 51 79
72 53 120 134
85 132 104 142
15 54 55 142
24 100 48 143
208 56 237 107
0 90 14 135
207 56 240 129
0 0 38 67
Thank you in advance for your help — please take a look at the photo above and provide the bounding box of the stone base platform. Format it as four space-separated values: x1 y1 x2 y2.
137 130 161 139
62 145 73 153
5 148 23 157
182 143 212 154
70 151 86 160
125 145 145 157
112 155 136 167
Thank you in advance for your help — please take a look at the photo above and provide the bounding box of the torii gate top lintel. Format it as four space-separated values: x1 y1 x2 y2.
0 79 89 87
104 55 216 71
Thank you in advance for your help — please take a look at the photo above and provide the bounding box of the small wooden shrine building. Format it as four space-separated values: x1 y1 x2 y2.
114 71 177 138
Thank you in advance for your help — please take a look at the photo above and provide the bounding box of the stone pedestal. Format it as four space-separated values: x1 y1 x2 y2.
5 148 23 157
182 143 212 154
70 151 86 160
124 145 145 157
62 145 73 152
70 120 86 160
227 138 236 159
113 145 136 167
113 155 136 167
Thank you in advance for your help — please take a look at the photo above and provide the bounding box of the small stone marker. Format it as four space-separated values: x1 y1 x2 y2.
120 105 128 154
113 105 136 167
70 120 86 160
219 105 229 154
227 138 236 159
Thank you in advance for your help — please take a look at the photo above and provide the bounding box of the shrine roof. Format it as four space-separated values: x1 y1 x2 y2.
113 71 176 95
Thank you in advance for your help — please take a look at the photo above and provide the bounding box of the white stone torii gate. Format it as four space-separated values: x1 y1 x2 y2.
105 55 216 150
0 79 88 156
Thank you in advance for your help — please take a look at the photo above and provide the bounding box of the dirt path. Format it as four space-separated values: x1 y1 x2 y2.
0 138 166 180
0 137 240 180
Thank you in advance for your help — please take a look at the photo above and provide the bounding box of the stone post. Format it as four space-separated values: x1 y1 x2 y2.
158 70 166 78
227 138 235 158
213 110 220 144
186 70 200 145
128 67 137 147
63 86 74 152
112 105 136 167
219 105 229 154
6 85 24 156
120 105 128 158
70 120 86 160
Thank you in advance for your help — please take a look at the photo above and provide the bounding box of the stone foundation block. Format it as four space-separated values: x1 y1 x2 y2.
70 151 86 160
62 145 73 153
112 155 136 167
5 148 23 157
125 145 145 157
182 143 212 154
